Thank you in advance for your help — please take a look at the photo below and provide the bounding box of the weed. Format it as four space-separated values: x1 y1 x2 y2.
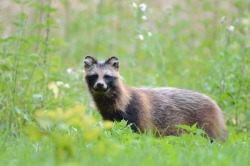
0 0 249 165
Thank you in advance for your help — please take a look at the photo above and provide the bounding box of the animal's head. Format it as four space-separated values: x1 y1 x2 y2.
84 56 120 95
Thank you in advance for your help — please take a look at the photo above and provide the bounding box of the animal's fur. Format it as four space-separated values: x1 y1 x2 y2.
84 56 227 141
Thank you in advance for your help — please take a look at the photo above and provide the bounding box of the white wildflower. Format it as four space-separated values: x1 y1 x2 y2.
64 83 70 88
221 16 227 21
132 2 137 8
228 25 235 32
139 3 147 11
220 16 227 24
147 32 152 37
138 34 144 41
56 81 64 86
141 15 147 20
242 18 249 25
66 68 73 74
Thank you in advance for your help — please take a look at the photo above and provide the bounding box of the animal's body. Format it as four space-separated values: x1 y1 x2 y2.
84 56 227 141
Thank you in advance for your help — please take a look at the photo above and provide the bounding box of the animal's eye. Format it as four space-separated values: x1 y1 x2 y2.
104 75 115 82
87 74 98 80
104 75 113 79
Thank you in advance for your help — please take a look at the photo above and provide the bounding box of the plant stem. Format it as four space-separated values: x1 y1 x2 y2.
42 0 51 108
9 15 28 133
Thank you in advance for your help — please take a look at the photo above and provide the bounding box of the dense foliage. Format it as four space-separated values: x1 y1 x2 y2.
0 0 249 165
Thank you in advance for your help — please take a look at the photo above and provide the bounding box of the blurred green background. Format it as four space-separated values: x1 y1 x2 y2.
0 0 249 165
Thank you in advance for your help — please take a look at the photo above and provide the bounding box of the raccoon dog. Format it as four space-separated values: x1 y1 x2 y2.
84 56 227 141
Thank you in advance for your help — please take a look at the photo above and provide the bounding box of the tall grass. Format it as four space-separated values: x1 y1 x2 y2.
0 0 60 135
0 0 249 165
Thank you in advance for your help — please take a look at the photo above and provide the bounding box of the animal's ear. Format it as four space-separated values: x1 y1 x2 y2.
105 56 119 70
84 56 97 69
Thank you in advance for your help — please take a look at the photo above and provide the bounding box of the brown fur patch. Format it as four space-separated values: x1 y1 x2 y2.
114 83 131 111
131 88 155 132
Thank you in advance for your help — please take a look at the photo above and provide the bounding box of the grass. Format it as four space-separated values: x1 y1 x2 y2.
0 0 249 165
0 125 249 166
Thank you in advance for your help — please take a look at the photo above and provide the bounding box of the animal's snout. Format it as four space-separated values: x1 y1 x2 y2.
94 81 107 92
96 82 104 89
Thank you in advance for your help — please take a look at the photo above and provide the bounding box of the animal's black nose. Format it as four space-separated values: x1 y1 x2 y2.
96 82 104 88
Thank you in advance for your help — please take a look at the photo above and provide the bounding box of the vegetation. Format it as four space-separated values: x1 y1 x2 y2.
0 0 249 165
